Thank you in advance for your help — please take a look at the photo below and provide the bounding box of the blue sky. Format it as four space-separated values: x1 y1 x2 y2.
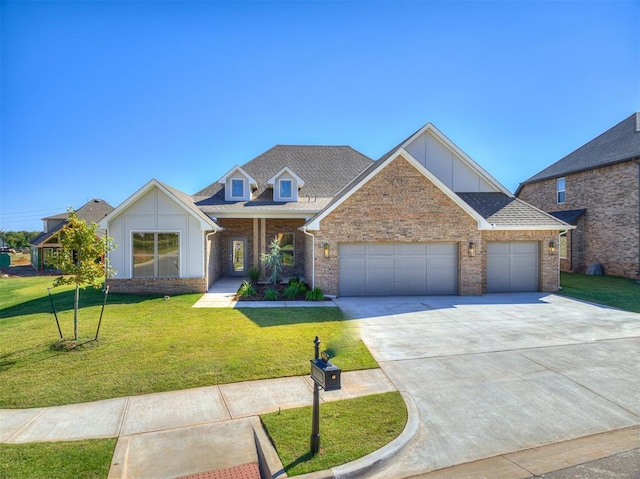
1 0 639 232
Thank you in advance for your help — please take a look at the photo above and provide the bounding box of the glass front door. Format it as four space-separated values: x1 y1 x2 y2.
228 238 247 276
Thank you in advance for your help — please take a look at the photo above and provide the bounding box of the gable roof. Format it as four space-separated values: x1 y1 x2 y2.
194 145 373 206
519 113 640 188
304 125 572 232
30 199 115 246
267 166 305 187
98 179 221 231
217 165 258 187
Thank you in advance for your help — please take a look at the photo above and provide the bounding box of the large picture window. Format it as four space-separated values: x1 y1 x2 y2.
133 232 180 278
277 233 294 266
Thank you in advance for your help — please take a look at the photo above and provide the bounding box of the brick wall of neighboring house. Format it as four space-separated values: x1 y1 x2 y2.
481 230 560 292
206 230 223 289
264 218 306 279
311 155 483 295
107 277 207 294
518 161 640 278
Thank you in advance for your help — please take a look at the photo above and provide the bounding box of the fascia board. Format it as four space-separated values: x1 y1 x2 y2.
98 179 221 231
210 211 318 219
305 148 492 231
424 123 513 196
485 224 576 231
266 166 305 187
217 165 258 187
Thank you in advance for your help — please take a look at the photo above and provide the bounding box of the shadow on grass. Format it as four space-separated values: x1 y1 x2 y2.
283 452 315 473
238 307 348 328
0 288 168 320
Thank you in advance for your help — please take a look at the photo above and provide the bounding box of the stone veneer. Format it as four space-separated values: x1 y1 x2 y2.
518 161 640 278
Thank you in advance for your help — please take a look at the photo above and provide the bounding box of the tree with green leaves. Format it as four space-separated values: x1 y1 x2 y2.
260 237 283 285
52 211 116 341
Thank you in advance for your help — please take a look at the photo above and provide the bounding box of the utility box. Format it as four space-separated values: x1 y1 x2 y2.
310 357 341 391
0 253 10 268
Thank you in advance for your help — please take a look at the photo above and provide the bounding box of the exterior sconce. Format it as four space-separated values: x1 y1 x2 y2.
323 243 330 258
467 242 476 257
548 241 556 255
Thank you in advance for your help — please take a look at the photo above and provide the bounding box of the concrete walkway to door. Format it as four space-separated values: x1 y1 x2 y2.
333 292 640 479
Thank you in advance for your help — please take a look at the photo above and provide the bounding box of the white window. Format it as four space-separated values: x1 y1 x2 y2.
132 232 180 278
557 177 566 204
280 179 293 199
231 179 245 199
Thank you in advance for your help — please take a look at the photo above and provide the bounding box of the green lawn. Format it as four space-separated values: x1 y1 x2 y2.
261 392 407 476
559 272 640 313
0 439 116 479
0 277 376 408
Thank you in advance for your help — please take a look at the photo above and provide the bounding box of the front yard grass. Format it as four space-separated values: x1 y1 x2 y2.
0 277 376 408
559 272 640 313
261 391 406 476
0 439 116 479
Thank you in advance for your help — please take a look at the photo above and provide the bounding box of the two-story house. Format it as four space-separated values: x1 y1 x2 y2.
516 113 640 278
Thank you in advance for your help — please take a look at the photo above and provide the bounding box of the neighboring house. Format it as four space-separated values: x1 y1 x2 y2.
100 123 569 296
30 199 114 270
517 113 640 278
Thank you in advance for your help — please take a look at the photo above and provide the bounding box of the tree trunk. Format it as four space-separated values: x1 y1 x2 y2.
74 284 79 341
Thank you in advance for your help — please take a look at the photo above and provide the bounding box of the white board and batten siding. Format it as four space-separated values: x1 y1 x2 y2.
405 131 497 193
107 187 205 279
339 243 458 296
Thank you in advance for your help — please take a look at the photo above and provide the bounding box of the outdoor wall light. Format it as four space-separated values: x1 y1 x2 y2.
467 242 476 257
323 243 330 258
548 240 556 255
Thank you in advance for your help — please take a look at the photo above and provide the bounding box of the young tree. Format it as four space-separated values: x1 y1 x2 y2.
52 211 116 341
260 237 283 285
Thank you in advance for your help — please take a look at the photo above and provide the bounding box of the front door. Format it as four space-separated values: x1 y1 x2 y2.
228 238 248 276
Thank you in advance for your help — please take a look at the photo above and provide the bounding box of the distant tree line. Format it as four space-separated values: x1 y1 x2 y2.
0 230 40 249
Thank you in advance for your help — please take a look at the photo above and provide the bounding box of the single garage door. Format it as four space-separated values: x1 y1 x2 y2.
486 242 539 293
338 243 458 296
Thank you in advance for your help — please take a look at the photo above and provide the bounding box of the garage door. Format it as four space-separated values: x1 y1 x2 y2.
486 242 539 293
338 243 458 296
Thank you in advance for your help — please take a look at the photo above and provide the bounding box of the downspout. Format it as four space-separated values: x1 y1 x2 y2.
302 227 315 290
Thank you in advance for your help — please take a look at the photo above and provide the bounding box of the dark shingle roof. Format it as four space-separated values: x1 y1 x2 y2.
521 113 640 185
458 192 569 228
193 145 373 206
31 199 114 246
548 209 586 226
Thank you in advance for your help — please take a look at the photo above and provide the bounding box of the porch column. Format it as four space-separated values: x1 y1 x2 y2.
260 218 266 277
253 218 259 271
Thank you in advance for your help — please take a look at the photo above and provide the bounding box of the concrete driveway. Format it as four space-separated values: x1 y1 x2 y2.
333 293 640 478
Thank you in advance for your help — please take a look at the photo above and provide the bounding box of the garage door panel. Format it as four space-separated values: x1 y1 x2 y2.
487 242 539 293
339 243 457 296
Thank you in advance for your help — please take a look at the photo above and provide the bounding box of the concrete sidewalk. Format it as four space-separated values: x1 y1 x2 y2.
1 369 399 478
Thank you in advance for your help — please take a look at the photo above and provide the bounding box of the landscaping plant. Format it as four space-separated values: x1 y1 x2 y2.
260 237 283 285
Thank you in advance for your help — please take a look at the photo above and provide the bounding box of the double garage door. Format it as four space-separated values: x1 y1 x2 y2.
338 243 458 296
338 241 540 296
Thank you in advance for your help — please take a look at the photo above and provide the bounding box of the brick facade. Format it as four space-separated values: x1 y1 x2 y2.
107 277 207 294
518 161 640 278
306 155 560 296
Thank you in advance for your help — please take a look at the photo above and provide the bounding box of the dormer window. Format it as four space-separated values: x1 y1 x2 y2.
267 167 304 202
231 179 245 199
280 179 293 199
218 165 257 202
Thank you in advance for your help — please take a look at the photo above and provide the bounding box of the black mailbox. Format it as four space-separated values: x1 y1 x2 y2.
310 357 341 391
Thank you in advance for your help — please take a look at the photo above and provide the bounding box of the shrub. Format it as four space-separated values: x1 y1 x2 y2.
283 285 299 300
305 287 325 302
264 288 279 301
260 238 283 285
248 267 260 283
237 280 256 298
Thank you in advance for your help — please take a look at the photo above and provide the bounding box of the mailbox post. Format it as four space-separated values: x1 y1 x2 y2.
309 336 341 455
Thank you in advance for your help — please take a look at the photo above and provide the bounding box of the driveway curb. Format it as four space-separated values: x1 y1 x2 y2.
292 392 420 479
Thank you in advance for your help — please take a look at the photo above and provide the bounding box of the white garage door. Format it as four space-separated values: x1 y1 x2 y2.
338 243 458 296
486 242 539 293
